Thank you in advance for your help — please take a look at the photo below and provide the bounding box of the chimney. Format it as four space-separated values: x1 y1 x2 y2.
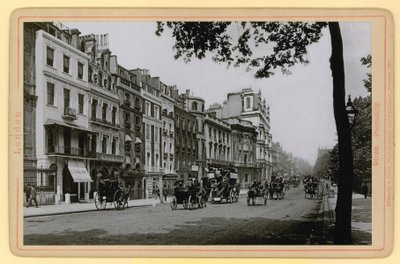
186 89 190 96
69 28 81 50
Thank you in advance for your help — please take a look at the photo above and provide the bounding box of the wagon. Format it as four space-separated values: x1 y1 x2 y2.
304 182 319 199
210 173 239 203
170 184 206 210
269 181 285 200
247 186 268 206
94 179 130 210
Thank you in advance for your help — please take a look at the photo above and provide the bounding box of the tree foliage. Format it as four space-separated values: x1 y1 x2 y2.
156 22 327 78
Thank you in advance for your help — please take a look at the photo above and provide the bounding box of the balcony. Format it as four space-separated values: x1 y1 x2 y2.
169 153 174 160
169 132 174 138
63 107 77 120
163 153 168 159
46 145 90 157
96 152 124 163
125 121 131 129
234 162 256 168
90 117 119 129
163 129 168 136
123 99 131 107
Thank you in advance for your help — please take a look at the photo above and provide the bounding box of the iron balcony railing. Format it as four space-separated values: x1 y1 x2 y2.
63 107 77 120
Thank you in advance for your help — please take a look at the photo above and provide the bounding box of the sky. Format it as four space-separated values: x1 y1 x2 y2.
64 21 371 165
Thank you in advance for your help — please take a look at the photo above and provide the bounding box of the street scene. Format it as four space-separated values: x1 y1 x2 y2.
24 187 371 245
23 21 372 245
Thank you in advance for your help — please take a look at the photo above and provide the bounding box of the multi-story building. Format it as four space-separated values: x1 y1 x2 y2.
80 33 124 199
179 90 207 179
204 112 232 171
109 59 145 199
173 103 198 183
225 117 257 188
35 27 93 203
160 82 177 195
131 69 163 199
211 88 273 182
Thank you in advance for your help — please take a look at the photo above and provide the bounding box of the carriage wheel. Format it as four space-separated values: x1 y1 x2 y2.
183 199 188 209
170 197 177 210
94 192 107 210
229 190 234 203
113 190 123 210
198 196 204 208
188 195 195 210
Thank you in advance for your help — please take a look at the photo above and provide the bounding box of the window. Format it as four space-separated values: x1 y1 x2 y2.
78 94 84 114
246 97 251 109
146 124 150 140
63 88 70 108
154 127 159 142
91 99 98 120
102 136 108 153
46 47 54 67
47 82 55 105
112 107 117 125
77 62 84 79
88 66 93 82
63 55 70 73
192 101 198 111
154 105 160 119
145 102 151 116
102 103 107 122
112 138 117 154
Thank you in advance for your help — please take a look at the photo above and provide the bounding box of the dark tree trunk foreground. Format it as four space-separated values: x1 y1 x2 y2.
328 22 354 244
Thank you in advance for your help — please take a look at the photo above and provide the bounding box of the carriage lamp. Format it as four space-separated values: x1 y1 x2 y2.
346 95 359 128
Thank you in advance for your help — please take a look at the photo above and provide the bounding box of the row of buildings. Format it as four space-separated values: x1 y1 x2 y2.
23 22 274 205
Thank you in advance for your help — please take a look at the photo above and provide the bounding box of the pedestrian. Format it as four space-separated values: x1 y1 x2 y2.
362 183 368 199
25 184 31 205
154 185 160 200
27 184 38 208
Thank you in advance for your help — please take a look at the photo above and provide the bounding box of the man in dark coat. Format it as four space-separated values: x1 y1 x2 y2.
362 183 369 199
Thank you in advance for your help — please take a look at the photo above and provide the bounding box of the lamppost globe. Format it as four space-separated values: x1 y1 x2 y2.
346 95 359 127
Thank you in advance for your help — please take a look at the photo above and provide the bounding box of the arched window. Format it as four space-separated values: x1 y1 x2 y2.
192 101 198 111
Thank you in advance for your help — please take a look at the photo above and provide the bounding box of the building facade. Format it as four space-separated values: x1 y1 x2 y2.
160 82 177 195
35 28 93 203
179 90 207 179
212 88 273 182
110 59 145 199
173 104 198 183
204 112 232 171
131 69 163 199
80 33 124 199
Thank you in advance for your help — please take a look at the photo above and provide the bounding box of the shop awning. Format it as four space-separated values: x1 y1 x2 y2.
44 119 94 133
125 134 133 142
68 160 93 183
135 137 142 144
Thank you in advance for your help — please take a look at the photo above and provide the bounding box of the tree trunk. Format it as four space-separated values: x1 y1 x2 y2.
328 22 354 244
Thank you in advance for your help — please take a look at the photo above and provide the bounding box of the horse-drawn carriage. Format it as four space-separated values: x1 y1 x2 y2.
269 178 285 200
94 178 130 210
304 181 319 199
247 182 268 206
209 170 239 203
170 179 206 210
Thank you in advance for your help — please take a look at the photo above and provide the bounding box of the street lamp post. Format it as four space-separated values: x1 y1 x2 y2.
345 95 359 128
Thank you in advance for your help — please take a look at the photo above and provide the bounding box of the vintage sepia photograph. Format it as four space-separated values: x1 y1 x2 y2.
9 8 394 257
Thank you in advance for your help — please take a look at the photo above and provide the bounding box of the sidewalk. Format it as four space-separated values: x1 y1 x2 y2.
319 191 372 244
24 198 162 218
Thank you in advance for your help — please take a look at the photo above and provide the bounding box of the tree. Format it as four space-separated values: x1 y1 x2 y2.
329 56 372 193
157 21 354 244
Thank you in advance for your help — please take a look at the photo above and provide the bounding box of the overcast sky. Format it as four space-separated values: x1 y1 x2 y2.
64 21 371 165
